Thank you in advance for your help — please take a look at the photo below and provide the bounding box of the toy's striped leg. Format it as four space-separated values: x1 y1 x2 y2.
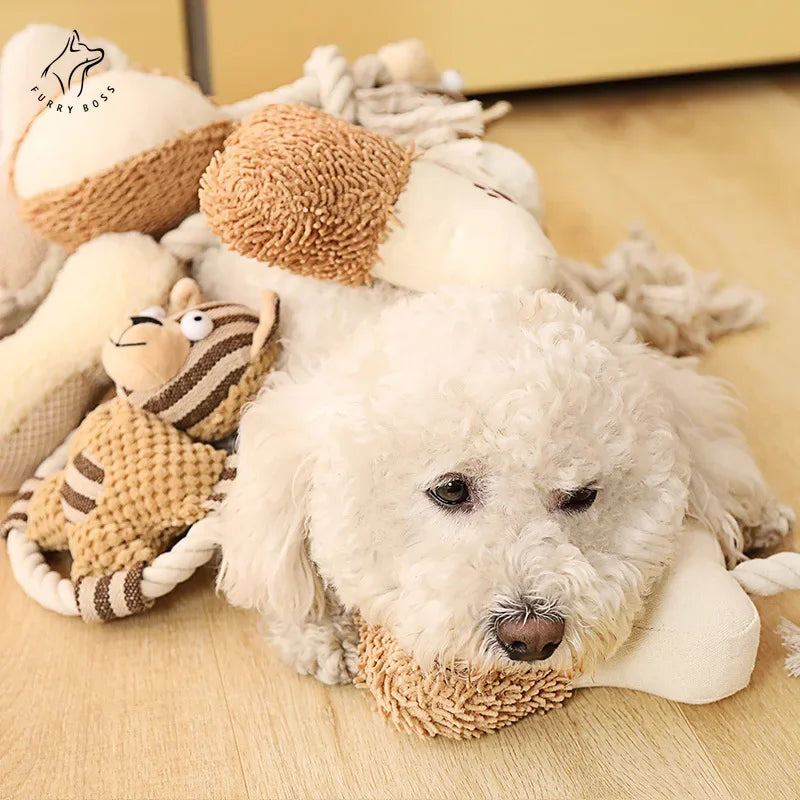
0 476 44 537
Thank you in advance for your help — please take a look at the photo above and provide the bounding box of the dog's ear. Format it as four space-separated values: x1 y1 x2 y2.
216 377 325 622
640 350 774 564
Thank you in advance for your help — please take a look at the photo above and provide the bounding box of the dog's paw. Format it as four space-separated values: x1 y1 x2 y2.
264 617 359 685
744 502 796 552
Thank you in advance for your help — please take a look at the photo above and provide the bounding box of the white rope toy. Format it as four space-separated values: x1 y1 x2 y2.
732 554 800 677
733 553 800 597
222 43 510 149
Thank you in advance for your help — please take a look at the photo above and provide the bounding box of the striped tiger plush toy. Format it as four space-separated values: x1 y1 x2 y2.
1 278 280 619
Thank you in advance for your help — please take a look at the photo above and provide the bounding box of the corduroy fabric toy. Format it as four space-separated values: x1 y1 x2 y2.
1 278 280 621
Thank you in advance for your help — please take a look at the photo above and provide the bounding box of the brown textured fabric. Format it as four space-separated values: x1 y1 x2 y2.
0 366 109 493
23 398 227 580
356 621 573 739
75 562 153 622
15 119 233 252
127 301 280 442
0 478 42 538
200 104 414 286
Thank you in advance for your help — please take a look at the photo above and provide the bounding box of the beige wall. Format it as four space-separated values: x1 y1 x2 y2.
2 2 799 103
207 0 800 102
0 1 188 76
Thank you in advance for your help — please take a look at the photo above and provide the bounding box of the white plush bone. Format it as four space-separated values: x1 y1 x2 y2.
575 523 760 703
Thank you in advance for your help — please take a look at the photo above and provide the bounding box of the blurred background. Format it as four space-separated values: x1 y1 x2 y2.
3 0 799 100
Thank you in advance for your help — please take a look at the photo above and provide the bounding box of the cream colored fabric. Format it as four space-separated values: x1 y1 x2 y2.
0 367 107 494
13 71 228 198
374 159 557 292
575 524 760 703
0 242 64 339
0 24 129 163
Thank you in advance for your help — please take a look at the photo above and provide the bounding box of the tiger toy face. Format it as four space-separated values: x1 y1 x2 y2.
102 278 280 442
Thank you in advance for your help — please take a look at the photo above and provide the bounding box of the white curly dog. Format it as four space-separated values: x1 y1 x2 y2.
215 287 793 684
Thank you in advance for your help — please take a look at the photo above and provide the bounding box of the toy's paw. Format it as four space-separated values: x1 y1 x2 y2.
264 616 360 685
744 502 796 552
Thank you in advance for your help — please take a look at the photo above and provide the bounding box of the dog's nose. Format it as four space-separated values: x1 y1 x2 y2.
129 315 162 327
496 615 565 662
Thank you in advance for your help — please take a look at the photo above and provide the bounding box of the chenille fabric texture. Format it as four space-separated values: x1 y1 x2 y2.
20 397 228 580
199 104 415 286
13 119 233 252
356 621 573 739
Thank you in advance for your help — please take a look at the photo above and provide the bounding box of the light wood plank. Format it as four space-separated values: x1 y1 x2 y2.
0 496 247 800
204 594 731 800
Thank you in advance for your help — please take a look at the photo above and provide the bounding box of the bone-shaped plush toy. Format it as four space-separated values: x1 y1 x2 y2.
200 104 557 292
356 523 760 738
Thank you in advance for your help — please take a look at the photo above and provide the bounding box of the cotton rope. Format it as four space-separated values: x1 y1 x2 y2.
221 44 510 148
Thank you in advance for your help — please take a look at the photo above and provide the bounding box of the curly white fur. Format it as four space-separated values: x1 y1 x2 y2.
215 288 791 683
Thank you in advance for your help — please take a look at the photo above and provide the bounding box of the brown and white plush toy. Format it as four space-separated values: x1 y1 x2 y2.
1 278 280 621
200 103 557 292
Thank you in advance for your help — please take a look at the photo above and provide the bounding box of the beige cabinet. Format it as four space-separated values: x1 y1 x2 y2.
207 0 800 102
0 1 188 76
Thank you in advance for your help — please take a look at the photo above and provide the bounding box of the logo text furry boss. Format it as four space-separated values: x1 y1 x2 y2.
30 84 116 114
31 28 115 113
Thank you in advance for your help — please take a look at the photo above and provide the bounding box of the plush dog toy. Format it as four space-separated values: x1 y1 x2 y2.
1 278 280 621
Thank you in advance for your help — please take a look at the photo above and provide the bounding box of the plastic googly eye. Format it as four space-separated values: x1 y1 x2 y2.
180 310 214 342
138 305 166 320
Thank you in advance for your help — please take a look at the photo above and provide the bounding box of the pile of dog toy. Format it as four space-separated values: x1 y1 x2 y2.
1 24 798 739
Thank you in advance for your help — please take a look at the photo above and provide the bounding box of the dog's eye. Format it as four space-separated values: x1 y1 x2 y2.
427 474 471 508
180 310 214 342
555 487 598 514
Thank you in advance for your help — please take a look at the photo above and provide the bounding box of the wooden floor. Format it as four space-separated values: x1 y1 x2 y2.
2 69 800 800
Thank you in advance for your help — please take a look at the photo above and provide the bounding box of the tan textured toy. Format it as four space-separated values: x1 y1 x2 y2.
200 104 557 292
356 621 573 739
1 279 280 621
0 25 129 338
11 70 233 251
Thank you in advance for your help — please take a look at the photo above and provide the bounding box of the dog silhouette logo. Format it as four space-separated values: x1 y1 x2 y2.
41 29 104 97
